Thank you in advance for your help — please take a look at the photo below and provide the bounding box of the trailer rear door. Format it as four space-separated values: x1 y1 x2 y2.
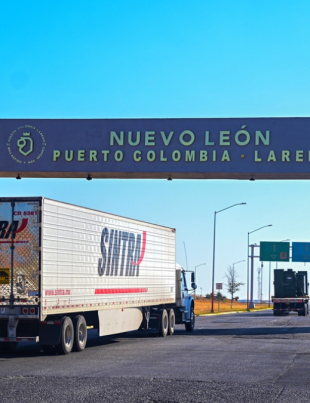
0 199 41 307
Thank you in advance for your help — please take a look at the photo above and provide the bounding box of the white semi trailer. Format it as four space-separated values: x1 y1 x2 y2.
0 197 195 354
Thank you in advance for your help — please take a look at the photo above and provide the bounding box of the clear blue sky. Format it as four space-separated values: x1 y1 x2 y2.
1 1 310 300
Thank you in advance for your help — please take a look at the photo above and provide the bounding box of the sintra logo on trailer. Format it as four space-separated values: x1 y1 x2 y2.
7 125 46 164
0 219 28 243
98 228 147 277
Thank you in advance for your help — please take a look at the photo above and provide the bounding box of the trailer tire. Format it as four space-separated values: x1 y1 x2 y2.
159 309 168 337
168 309 175 336
185 305 195 332
303 304 307 317
58 316 74 355
73 315 87 351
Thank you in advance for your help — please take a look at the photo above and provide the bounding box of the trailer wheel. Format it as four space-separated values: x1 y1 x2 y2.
58 316 74 354
159 309 168 337
73 315 87 351
303 304 307 317
185 305 195 332
168 309 175 336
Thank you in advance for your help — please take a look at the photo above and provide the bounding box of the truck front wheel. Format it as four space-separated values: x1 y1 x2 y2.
73 315 87 351
185 305 195 332
58 316 74 354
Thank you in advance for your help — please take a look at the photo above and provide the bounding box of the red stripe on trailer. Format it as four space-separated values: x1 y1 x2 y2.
95 288 148 295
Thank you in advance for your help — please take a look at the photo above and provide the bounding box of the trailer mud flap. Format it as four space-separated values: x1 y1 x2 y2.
148 314 161 333
39 322 62 345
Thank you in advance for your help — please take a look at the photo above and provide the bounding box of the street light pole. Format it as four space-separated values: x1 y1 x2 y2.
211 202 246 313
195 263 206 299
261 262 263 303
269 261 271 307
232 260 245 278
247 225 272 310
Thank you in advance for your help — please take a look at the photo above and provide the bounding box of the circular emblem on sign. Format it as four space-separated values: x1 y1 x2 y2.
7 125 46 164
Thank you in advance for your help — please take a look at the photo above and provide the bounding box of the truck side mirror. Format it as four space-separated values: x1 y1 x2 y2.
191 272 197 289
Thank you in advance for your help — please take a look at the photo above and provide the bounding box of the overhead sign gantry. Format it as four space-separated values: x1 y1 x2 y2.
2 117 310 179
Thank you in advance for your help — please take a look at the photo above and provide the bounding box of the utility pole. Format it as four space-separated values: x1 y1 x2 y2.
249 245 255 309
269 261 271 307
261 262 263 303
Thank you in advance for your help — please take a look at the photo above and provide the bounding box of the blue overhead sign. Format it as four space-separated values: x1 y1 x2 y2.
292 242 310 262
2 117 310 179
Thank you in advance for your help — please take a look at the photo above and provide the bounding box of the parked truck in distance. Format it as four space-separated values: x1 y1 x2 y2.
0 197 196 354
273 269 309 316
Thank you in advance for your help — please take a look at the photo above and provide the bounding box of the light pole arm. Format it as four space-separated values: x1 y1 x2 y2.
249 225 272 237
216 203 246 215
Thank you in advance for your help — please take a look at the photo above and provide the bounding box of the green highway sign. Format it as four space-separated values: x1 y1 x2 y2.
260 241 290 262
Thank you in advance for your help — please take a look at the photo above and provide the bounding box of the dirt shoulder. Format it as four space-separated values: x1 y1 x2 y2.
194 297 270 315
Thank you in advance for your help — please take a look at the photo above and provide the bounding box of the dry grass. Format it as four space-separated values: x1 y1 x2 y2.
194 297 270 315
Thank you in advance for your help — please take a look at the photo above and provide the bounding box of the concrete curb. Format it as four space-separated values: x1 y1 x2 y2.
197 308 272 317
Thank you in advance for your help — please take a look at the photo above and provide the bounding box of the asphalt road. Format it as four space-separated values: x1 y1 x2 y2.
1 309 310 402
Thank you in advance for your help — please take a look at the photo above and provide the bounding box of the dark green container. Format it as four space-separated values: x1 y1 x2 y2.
274 269 308 298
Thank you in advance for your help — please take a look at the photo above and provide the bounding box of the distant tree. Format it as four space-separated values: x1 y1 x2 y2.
225 266 245 308
215 291 227 301
205 292 227 301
